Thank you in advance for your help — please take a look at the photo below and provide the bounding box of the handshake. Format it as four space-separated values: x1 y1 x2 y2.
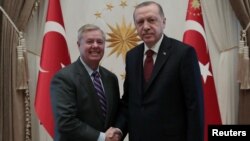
105 127 123 141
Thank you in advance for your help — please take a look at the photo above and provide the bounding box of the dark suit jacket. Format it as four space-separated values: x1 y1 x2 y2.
116 35 204 141
50 58 120 141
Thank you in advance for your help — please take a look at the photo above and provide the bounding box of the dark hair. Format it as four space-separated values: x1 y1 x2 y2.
133 1 165 20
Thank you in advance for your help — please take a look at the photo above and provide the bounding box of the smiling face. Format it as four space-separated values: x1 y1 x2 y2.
134 3 166 48
78 29 105 70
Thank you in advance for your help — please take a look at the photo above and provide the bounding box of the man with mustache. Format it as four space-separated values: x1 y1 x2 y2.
115 1 204 141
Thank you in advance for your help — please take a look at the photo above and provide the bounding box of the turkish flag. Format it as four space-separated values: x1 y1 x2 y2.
35 0 71 138
183 0 222 141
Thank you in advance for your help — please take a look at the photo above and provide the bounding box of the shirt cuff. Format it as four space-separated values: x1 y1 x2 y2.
97 132 105 141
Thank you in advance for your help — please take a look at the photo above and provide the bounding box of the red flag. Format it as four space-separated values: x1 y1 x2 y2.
183 0 222 141
35 0 71 137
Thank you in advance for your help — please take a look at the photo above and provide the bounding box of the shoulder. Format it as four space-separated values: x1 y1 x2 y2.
52 60 80 79
166 36 196 54
128 42 143 53
99 66 118 79
168 37 191 49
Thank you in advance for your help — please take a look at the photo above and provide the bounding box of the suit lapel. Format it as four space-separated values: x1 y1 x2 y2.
136 45 145 96
144 36 172 92
76 59 104 121
99 68 113 128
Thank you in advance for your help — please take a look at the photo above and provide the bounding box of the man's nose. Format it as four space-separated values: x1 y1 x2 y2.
92 41 98 47
143 22 150 30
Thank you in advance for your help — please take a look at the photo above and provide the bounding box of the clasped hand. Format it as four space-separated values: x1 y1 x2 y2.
105 127 122 141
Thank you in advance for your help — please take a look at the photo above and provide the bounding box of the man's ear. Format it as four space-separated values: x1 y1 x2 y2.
163 17 166 24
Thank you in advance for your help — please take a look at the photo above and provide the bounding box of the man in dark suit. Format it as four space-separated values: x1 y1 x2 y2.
50 24 121 141
115 1 204 141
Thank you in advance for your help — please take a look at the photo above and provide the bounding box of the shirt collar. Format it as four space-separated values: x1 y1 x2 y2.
144 34 164 55
79 57 100 76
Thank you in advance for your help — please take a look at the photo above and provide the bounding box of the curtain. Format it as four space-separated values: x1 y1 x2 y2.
23 0 54 140
201 0 239 124
230 0 250 124
0 0 35 141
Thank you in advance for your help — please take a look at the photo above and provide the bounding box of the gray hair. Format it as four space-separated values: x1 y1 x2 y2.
133 1 165 20
77 24 106 43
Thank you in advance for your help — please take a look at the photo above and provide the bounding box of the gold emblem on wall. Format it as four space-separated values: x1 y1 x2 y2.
106 17 140 61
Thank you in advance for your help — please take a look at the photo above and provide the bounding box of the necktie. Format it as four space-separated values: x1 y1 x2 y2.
92 71 107 118
144 49 154 82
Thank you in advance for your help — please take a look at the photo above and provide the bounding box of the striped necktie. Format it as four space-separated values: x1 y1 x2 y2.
92 71 107 118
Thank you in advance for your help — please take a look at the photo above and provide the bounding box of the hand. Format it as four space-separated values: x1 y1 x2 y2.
105 127 122 141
